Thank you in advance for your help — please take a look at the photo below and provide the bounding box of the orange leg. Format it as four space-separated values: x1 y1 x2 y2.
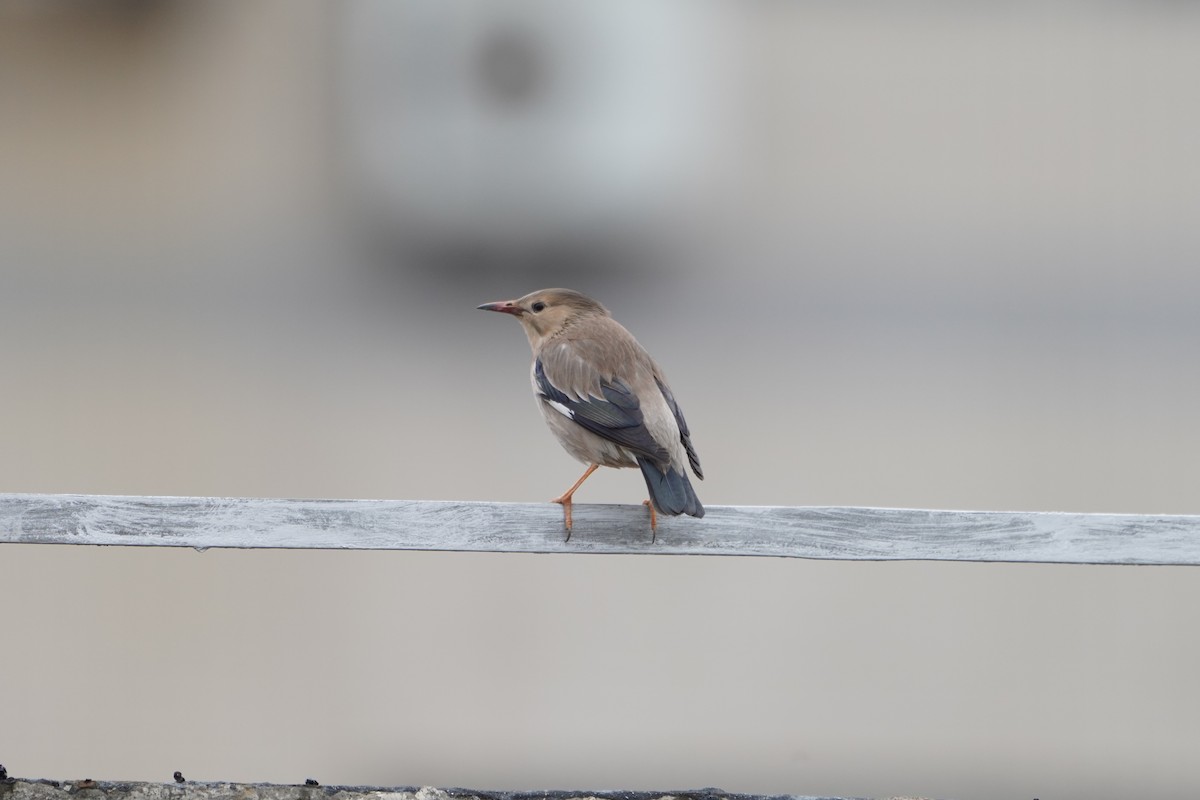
551 463 599 539
642 499 658 542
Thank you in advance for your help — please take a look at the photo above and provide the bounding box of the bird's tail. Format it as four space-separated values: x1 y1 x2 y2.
637 457 705 518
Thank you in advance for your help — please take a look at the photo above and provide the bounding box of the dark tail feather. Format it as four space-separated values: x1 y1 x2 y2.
637 458 705 518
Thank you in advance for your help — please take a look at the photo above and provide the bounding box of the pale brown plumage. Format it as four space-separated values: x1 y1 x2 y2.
478 288 703 538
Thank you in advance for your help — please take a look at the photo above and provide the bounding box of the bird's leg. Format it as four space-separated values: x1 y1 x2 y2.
642 499 658 542
551 463 599 539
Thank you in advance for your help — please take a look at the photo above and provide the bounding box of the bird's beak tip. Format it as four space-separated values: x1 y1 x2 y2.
477 300 522 315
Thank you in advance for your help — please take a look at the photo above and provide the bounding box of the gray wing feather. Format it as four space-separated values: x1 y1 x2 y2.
655 374 703 480
537 340 671 464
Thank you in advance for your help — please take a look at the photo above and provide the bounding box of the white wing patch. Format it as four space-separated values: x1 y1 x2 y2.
545 399 575 420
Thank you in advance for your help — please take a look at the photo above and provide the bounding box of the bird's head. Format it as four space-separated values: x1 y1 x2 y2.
477 288 609 347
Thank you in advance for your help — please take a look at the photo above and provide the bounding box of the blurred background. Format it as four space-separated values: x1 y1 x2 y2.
2 2 1199 799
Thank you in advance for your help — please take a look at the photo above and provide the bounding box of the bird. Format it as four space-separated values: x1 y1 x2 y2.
477 288 703 539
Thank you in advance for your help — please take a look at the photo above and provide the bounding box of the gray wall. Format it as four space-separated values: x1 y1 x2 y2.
2 3 1198 799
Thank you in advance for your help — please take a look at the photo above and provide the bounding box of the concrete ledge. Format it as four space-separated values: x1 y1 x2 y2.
0 779 932 800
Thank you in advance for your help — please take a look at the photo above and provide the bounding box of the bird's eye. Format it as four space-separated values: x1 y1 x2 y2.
531 301 546 313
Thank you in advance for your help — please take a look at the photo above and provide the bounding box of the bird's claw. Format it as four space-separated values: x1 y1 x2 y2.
551 463 597 543
551 495 573 541
642 499 658 543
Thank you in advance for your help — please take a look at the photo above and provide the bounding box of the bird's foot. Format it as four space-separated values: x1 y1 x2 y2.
551 464 598 543
551 494 574 541
642 499 658 542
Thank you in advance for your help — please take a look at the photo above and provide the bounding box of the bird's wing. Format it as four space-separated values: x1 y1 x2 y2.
654 373 703 480
535 340 672 465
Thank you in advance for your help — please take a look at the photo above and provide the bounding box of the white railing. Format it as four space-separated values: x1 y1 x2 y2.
3 493 1198 565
